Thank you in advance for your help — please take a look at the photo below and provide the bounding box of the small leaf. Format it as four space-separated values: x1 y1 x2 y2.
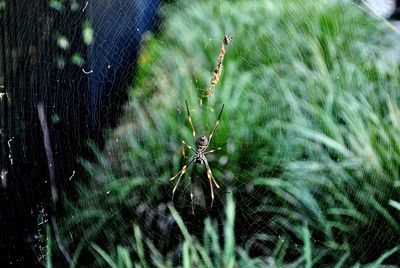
71 53 85 67
49 0 64 11
83 21 94 46
57 35 70 50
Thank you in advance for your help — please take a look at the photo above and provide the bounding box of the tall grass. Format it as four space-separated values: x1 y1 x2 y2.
60 0 400 266
63 194 400 268
67 195 270 267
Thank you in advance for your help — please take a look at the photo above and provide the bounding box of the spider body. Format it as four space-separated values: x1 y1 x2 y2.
170 100 225 207
194 135 208 164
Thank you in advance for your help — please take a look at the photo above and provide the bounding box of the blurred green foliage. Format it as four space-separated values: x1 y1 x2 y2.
49 0 65 11
0 0 6 11
57 35 70 50
59 0 400 266
50 0 91 69
82 21 94 46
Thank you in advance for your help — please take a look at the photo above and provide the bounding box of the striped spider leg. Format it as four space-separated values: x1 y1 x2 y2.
170 100 225 208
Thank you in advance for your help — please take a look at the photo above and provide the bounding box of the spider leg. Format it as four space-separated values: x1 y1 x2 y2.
181 139 195 153
204 158 220 189
170 157 194 195
204 143 227 155
204 157 220 206
207 104 225 147
207 169 215 207
185 100 196 139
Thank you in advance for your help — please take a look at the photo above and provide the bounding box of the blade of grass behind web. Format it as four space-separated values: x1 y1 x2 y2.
366 246 400 268
46 225 52 268
182 241 190 268
334 252 350 268
117 246 133 268
133 224 149 268
389 199 400 211
223 194 235 268
303 223 312 268
204 218 221 260
168 203 192 242
90 243 117 268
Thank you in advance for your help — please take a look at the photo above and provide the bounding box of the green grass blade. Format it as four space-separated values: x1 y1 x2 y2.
91 243 118 268
133 225 148 268
223 194 236 268
46 225 52 268
366 246 400 268
302 223 312 268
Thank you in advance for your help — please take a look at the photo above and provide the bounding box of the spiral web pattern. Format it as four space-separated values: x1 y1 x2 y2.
37 0 400 266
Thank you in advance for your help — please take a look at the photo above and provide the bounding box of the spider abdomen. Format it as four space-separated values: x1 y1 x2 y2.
195 135 208 147
195 135 208 156
195 157 205 164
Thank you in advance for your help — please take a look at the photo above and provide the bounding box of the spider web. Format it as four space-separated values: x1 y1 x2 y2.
96 0 400 265
2 0 400 266
70 0 288 264
0 0 159 265
93 0 305 262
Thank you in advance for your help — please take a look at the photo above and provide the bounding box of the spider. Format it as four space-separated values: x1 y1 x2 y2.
170 100 225 206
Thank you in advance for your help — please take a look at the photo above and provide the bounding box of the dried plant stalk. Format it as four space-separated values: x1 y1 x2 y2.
203 35 233 98
211 35 233 86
